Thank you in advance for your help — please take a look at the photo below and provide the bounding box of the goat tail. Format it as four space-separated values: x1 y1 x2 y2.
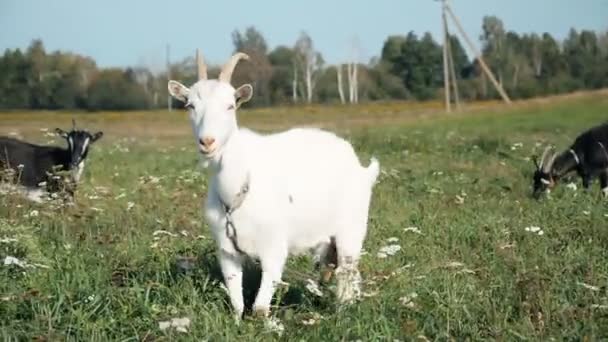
366 157 380 186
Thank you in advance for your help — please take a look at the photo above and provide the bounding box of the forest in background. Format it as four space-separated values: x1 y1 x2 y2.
1 16 607 110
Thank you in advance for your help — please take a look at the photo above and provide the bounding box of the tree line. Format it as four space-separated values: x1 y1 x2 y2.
1 16 607 110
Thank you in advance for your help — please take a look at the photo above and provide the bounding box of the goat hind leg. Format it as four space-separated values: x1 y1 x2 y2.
600 170 608 198
313 238 337 283
334 225 366 303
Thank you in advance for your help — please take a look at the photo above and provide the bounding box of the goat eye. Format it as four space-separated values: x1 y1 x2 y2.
185 102 194 110
227 104 235 111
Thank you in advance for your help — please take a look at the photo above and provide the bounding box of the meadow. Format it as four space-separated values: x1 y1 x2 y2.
1 92 608 340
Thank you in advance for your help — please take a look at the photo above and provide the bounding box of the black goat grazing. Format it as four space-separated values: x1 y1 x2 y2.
0 120 103 202
532 122 608 199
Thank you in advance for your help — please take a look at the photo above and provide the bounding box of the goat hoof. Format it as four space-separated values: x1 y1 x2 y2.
321 268 334 283
233 311 243 324
253 307 270 318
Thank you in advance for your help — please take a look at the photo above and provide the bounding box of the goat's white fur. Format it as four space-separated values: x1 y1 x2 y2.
168 52 380 319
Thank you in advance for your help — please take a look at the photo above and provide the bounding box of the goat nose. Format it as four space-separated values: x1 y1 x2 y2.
199 137 215 148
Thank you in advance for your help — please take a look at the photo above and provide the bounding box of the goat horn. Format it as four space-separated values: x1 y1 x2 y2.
218 52 250 83
543 151 558 173
539 146 552 169
196 49 207 80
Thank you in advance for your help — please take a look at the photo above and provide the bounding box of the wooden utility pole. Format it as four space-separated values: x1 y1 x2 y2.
444 3 511 104
441 0 451 112
445 23 461 110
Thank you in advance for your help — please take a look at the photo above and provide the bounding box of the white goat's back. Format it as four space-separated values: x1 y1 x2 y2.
238 128 377 253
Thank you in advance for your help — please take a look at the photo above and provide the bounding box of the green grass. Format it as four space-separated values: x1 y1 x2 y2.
1 95 608 340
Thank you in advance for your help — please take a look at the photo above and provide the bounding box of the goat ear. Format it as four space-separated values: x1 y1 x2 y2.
168 80 190 103
55 128 68 138
91 131 103 142
235 84 253 108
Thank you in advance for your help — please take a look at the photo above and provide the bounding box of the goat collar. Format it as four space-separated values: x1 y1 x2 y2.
218 173 250 255
568 149 580 165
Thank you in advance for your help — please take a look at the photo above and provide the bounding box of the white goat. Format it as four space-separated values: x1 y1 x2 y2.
168 52 380 319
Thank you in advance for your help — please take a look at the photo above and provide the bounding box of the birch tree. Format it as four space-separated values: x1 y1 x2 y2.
294 32 323 103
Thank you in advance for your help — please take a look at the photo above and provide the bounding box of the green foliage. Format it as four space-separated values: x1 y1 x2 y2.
87 69 151 110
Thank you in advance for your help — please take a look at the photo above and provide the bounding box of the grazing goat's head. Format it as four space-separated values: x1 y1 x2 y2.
55 119 103 169
532 146 557 199
168 52 253 160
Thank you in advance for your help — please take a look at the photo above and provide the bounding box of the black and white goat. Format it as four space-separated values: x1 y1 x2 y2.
0 121 103 202
533 122 608 199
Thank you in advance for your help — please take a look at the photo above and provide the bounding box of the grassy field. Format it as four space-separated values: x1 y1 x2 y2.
1 92 608 340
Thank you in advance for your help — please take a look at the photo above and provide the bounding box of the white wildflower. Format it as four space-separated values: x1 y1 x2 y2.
444 261 464 268
499 243 515 250
0 237 18 243
377 244 401 258
455 194 465 205
305 279 323 297
399 292 418 308
591 304 608 310
457 268 476 275
25 210 39 218
153 230 178 239
566 183 577 191
362 290 379 298
126 202 135 211
577 282 600 292
3 256 26 268
301 312 323 326
386 237 399 243
582 210 590 216
114 193 126 200
159 317 191 333
510 142 523 151
524 226 544 236
403 226 422 234
265 317 284 336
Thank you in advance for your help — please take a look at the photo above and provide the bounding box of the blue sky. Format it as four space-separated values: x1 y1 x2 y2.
1 0 606 71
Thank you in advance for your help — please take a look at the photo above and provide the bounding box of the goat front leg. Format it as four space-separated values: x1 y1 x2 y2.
580 170 592 190
600 170 608 198
253 247 287 318
218 249 245 320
